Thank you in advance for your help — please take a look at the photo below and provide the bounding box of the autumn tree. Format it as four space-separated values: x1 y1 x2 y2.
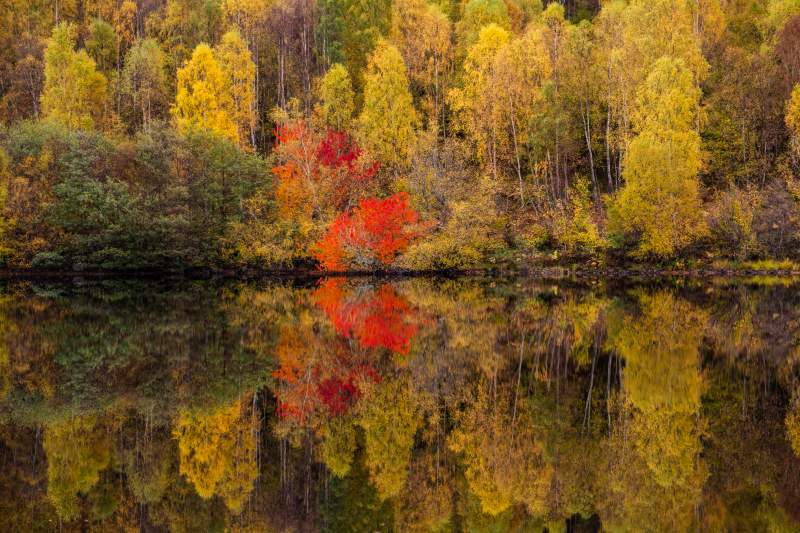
316 63 355 131
173 398 260 512
172 43 238 142
315 192 423 270
787 84 800 159
457 0 512 51
41 22 108 130
44 416 111 521
449 24 510 179
358 39 418 168
608 56 706 257
216 29 257 148
389 0 452 123
122 38 168 131
357 378 421 500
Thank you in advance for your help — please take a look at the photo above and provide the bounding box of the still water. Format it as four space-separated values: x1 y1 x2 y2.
0 276 798 532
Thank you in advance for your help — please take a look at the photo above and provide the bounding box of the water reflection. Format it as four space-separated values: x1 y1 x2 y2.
0 278 798 531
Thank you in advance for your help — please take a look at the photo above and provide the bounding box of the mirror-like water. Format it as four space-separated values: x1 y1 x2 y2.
0 277 798 532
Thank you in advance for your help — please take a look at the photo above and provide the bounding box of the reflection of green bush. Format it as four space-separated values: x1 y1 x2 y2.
0 281 276 425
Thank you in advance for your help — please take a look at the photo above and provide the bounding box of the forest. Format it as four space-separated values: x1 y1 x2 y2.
2 0 800 271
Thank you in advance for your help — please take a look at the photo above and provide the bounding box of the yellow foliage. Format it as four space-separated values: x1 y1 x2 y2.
449 385 553 517
608 56 706 257
315 64 355 131
216 29 257 149
172 43 239 143
44 416 111 521
358 39 418 167
357 378 421 500
41 23 108 130
173 398 260 512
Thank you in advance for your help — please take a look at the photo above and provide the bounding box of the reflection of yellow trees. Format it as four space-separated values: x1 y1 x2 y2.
124 436 171 504
603 290 708 531
44 415 111 521
521 292 606 372
320 415 358 478
449 386 552 517
357 378 421 500
0 294 9 402
395 452 453 532
173 396 260 513
787 397 800 457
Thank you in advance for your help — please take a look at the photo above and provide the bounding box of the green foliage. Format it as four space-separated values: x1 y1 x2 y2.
1 121 267 269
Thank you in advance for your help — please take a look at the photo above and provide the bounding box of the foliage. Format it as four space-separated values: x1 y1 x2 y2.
315 192 423 270
316 64 355 131
357 39 418 168
41 23 107 130
608 57 706 257
172 43 238 143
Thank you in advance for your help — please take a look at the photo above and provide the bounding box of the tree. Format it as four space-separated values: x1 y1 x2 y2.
608 57 706 257
122 38 168 131
448 24 510 178
215 29 257 149
85 18 117 74
173 398 260 512
357 378 421 500
317 0 392 88
315 192 423 270
457 0 512 51
357 39 418 168
389 0 452 123
44 416 111 521
41 22 108 130
316 63 355 131
172 43 238 142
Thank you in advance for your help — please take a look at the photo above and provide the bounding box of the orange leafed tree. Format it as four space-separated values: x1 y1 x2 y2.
315 192 423 270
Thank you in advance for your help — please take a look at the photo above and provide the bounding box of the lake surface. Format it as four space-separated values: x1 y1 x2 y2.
0 276 798 532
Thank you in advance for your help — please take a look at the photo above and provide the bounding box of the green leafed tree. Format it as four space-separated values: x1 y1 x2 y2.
122 38 168 132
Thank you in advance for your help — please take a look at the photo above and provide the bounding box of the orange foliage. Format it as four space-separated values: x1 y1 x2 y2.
314 192 423 270
313 279 420 355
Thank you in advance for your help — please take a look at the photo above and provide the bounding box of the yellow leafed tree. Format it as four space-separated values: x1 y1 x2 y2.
216 29 257 149
316 63 355 131
357 39 418 168
172 43 239 143
41 22 108 130
173 398 260 512
608 56 706 257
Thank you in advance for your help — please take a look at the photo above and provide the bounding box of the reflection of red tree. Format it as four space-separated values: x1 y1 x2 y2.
313 279 420 355
272 280 421 423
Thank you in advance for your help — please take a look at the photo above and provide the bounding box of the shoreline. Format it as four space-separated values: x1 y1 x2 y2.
3 263 800 281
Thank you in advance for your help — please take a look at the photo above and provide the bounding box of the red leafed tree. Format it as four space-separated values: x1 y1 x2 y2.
272 120 379 225
316 130 380 209
315 192 422 270
313 279 421 355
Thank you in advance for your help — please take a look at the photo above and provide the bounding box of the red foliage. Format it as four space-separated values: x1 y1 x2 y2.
315 192 422 270
313 279 420 355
